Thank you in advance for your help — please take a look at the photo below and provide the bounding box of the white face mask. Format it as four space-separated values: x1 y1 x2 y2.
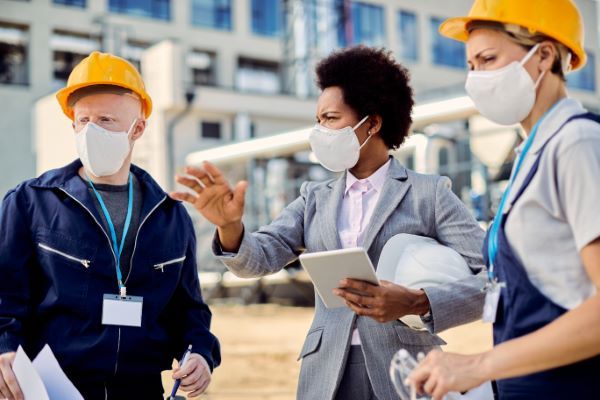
465 44 546 126
309 115 371 172
75 119 137 177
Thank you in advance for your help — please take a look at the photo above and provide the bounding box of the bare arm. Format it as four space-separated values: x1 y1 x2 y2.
409 237 600 399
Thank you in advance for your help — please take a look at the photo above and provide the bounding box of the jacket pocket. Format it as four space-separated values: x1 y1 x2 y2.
38 243 91 269
394 324 446 347
153 255 186 272
297 328 324 361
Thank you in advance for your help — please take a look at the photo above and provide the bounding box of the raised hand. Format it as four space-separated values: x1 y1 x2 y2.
170 161 248 251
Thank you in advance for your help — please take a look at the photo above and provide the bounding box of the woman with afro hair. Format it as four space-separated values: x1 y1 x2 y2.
173 46 486 400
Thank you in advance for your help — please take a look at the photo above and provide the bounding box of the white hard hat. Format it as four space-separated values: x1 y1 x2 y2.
377 234 473 329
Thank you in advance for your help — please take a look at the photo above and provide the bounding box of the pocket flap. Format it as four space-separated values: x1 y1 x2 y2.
297 328 324 361
394 324 446 346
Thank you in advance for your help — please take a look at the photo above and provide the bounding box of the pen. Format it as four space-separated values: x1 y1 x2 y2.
169 344 192 400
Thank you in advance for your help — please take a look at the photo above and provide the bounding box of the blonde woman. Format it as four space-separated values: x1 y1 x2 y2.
409 1 600 399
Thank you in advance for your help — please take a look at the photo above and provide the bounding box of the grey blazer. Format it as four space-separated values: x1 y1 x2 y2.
213 157 486 400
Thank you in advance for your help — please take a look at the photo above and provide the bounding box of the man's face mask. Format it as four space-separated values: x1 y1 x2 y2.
75 119 137 177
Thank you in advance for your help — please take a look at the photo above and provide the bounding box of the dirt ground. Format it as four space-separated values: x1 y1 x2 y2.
162 304 493 400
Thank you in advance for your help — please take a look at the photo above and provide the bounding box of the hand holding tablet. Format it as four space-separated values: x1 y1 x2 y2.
299 248 379 308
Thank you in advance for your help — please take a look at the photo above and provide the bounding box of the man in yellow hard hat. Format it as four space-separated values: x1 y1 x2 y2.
0 51 220 400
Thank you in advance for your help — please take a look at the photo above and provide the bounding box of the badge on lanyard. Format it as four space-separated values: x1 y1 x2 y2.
102 294 143 327
87 173 144 328
482 279 505 323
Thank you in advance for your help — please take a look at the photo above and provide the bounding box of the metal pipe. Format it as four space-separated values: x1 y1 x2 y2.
166 90 195 190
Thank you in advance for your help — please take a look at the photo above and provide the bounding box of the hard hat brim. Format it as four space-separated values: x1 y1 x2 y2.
56 80 153 120
438 15 586 71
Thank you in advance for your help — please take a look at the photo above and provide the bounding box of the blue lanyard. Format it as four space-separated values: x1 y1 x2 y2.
486 102 561 282
87 173 134 295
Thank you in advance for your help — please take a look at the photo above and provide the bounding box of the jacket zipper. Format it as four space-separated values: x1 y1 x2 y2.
116 195 166 376
153 255 186 272
58 188 121 380
124 196 167 284
38 243 90 268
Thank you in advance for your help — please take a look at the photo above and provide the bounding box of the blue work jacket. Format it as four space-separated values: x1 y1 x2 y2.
0 160 220 397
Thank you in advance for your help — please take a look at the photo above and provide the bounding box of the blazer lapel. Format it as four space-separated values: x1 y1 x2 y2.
361 158 411 252
315 174 346 250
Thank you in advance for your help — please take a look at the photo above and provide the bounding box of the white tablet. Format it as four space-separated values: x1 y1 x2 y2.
299 248 379 308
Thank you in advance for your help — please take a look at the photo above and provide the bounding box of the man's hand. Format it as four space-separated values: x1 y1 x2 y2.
333 279 430 323
172 353 211 398
0 352 23 400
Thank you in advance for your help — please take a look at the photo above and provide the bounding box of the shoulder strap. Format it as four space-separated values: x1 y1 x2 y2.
508 112 600 208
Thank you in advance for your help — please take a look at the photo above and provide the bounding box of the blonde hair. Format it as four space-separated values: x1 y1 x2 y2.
467 21 572 80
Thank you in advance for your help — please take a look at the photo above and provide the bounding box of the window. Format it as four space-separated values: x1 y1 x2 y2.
191 0 232 30
348 2 385 46
236 57 280 94
51 31 100 84
188 50 217 86
0 23 29 86
568 51 596 92
201 121 221 139
53 0 86 7
124 41 150 72
251 0 281 37
109 0 170 21
397 10 418 62
430 17 466 69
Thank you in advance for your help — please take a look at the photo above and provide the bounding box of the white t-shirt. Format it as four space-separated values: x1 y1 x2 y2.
503 98 600 310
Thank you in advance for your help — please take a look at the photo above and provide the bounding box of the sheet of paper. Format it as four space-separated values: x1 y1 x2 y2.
12 346 49 400
32 345 83 400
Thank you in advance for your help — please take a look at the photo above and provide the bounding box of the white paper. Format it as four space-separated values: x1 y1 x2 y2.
12 346 50 400
11 345 83 400
32 345 84 400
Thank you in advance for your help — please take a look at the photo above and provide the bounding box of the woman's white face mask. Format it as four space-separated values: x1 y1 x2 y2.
75 119 137 177
465 44 546 126
309 115 371 172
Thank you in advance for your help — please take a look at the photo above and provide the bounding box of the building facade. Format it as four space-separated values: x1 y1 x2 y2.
1 0 598 197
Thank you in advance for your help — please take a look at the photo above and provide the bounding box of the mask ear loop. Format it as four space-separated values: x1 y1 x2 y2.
521 43 547 90
353 115 373 149
520 43 541 66
352 115 370 130
127 118 139 139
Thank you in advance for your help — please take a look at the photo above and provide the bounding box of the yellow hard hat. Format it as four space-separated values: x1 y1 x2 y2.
56 51 153 120
439 0 587 70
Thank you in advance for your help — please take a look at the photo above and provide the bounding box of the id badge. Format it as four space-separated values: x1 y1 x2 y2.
482 281 504 324
102 294 143 327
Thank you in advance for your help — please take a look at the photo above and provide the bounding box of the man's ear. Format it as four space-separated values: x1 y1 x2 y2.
131 119 146 141
368 114 383 135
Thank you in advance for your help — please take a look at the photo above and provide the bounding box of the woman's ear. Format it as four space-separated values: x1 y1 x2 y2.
538 41 556 74
368 114 383 135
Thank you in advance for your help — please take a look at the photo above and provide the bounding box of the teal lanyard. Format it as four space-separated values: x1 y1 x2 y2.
486 102 561 282
87 173 134 295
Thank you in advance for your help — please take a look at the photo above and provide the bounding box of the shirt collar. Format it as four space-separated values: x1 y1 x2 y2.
530 98 587 154
345 158 391 196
